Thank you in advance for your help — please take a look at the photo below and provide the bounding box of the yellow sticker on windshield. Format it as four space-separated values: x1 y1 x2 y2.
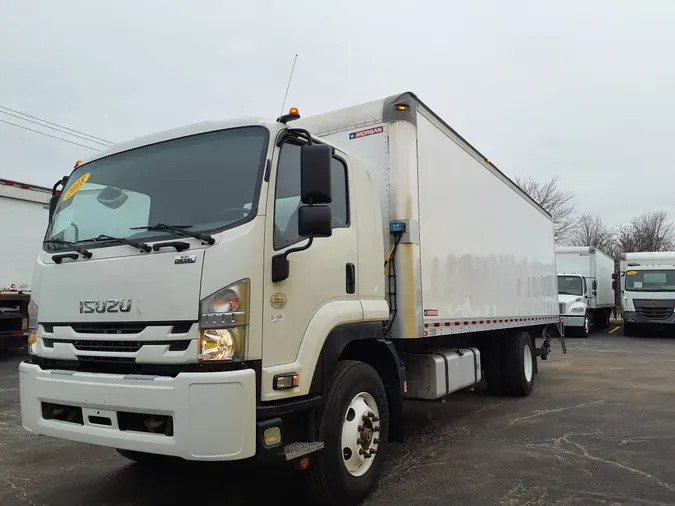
62 172 90 201
626 270 637 276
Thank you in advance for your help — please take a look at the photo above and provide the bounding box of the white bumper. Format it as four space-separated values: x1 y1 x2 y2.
561 315 585 328
19 361 256 461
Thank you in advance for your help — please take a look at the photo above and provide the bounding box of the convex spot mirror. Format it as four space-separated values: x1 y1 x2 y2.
97 186 128 210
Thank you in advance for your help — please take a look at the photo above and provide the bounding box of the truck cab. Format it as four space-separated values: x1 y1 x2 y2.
557 273 595 337
555 246 614 337
618 252 675 336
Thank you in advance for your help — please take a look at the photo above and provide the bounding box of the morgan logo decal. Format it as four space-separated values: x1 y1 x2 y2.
349 126 384 140
80 299 132 314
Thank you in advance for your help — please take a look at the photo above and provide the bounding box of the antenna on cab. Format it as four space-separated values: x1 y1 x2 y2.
277 54 300 124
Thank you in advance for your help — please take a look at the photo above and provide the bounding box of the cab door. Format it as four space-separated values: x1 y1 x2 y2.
261 142 360 394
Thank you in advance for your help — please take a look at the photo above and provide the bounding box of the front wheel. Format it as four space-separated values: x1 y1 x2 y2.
580 314 590 338
308 360 389 506
115 449 175 466
623 322 638 337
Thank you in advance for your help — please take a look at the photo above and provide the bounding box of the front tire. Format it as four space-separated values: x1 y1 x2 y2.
115 449 174 465
308 360 389 506
623 322 638 337
579 314 590 338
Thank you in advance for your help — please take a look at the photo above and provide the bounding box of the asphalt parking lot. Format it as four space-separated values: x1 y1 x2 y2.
1 328 674 506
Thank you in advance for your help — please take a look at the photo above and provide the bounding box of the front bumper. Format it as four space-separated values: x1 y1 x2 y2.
19 361 256 461
561 315 585 328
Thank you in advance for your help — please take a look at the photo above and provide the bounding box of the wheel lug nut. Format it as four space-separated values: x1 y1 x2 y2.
373 426 381 431
358 425 365 431
373 438 380 444
356 438 364 445
372 416 380 422
370 448 378 455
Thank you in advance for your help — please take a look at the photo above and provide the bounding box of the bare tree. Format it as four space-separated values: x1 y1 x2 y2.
515 176 577 243
616 210 675 253
568 213 616 254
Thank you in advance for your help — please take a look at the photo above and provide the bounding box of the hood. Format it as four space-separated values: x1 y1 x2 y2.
558 294 585 305
35 242 206 323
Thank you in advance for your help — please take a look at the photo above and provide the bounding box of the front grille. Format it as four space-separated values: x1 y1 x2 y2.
42 321 195 334
636 307 673 320
633 299 675 321
43 339 191 353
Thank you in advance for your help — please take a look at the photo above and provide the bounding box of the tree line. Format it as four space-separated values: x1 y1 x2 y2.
515 176 675 259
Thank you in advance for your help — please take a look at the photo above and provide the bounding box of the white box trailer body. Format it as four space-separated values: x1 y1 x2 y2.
0 178 50 349
555 246 615 335
297 93 559 340
19 92 563 505
619 251 675 336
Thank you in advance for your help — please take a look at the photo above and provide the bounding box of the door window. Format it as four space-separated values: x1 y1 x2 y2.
274 143 349 250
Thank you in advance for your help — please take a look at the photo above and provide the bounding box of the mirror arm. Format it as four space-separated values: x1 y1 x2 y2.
271 236 314 283
283 236 314 260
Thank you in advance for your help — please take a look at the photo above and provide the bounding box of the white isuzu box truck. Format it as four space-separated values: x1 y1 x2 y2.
616 251 675 336
0 178 50 351
19 92 561 505
555 246 615 337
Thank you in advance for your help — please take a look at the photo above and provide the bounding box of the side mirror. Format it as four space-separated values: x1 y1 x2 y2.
301 144 332 205
48 194 59 222
298 205 332 237
272 142 334 284
612 280 617 290
592 279 598 291
49 176 69 223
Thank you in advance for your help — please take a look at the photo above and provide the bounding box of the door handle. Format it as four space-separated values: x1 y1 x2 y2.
346 263 356 294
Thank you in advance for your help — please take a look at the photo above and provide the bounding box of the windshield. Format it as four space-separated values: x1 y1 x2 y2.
45 126 268 249
558 275 584 296
624 269 675 292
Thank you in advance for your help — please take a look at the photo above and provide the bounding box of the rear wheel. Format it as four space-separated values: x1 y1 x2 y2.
502 331 536 396
308 360 388 506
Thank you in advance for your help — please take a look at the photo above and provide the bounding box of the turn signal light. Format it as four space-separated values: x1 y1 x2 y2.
274 373 300 390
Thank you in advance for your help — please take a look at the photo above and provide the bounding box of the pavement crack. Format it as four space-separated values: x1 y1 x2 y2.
556 435 675 493
0 473 41 506
502 400 604 430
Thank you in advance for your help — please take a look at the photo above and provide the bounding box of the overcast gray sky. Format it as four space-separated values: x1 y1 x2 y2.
2 0 674 226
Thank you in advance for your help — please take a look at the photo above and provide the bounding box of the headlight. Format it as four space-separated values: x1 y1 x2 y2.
27 299 38 355
199 327 246 361
199 280 249 361
570 307 585 313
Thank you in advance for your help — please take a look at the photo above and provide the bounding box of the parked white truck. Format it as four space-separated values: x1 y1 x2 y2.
556 246 615 337
19 92 562 505
0 178 51 352
616 251 675 336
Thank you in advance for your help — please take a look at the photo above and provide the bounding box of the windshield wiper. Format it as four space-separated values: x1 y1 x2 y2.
43 239 93 259
131 223 216 245
79 234 151 253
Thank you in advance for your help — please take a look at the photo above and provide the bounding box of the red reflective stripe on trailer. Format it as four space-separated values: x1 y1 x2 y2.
445 322 450 326
424 323 429 328
433 322 440 327
454 322 460 326
479 320 484 324
11 332 23 337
